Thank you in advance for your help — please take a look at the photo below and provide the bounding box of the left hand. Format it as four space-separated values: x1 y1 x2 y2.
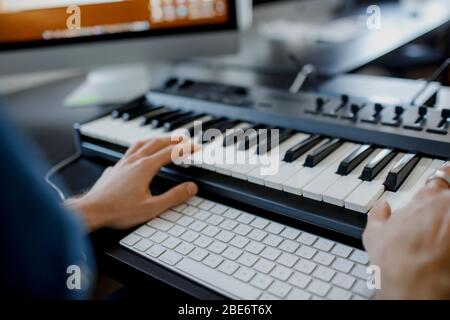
65 137 198 232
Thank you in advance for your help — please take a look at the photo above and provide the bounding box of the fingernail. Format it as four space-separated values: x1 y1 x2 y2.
187 182 198 196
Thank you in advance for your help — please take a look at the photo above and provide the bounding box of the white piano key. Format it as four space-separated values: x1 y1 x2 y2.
229 145 260 180
345 153 405 213
383 158 442 213
264 139 327 190
282 143 356 195
322 149 383 207
302 144 362 201
247 133 309 185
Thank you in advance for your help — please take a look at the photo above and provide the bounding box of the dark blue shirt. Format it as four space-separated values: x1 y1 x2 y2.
0 106 94 299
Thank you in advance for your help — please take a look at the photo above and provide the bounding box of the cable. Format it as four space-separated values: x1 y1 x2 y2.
410 58 450 106
45 152 82 201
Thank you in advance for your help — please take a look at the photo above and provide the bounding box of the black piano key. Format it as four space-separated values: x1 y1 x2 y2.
384 154 420 192
122 105 152 121
195 118 234 142
163 112 200 131
283 134 323 163
151 111 186 128
238 125 268 150
304 138 343 167
223 123 257 147
111 97 146 119
257 129 296 155
139 107 169 126
360 148 397 181
336 144 375 175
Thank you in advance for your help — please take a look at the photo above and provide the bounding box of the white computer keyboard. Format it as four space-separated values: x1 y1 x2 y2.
120 196 375 300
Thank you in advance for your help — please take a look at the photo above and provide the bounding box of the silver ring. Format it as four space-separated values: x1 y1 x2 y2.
426 169 450 188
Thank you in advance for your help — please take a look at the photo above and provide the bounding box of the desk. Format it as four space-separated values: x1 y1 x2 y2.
3 67 450 299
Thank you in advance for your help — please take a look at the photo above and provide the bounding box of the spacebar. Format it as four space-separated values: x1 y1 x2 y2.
176 258 261 300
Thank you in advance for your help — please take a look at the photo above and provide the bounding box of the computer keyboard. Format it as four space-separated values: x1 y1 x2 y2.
120 196 375 300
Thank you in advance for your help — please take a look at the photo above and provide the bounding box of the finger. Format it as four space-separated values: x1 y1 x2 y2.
127 137 182 164
363 200 391 249
123 140 146 158
416 164 450 197
141 142 197 175
146 182 198 217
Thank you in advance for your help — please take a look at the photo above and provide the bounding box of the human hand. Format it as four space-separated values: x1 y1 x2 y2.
363 164 450 300
66 137 198 231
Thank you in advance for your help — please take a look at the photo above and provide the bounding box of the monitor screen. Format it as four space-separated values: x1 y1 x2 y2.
0 0 236 51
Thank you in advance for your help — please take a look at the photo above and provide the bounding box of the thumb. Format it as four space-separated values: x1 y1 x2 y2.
363 200 391 250
151 182 198 214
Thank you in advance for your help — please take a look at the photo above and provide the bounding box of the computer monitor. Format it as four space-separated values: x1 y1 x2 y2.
0 0 245 75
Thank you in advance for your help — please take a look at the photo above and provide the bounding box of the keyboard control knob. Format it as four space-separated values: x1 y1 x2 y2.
418 106 428 116
315 97 325 112
395 106 404 116
374 103 384 114
178 79 195 90
341 94 349 105
351 103 360 115
164 77 178 89
441 108 450 120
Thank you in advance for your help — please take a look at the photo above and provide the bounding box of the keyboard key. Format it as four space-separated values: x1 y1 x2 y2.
283 134 322 163
162 236 182 249
211 204 228 215
280 227 301 240
271 265 293 281
234 267 256 282
384 153 420 192
308 279 331 297
328 287 352 300
332 258 354 273
350 250 370 264
296 246 317 259
288 272 312 289
177 216 194 227
182 205 199 216
195 235 214 248
248 229 267 241
208 241 227 254
294 259 317 274
265 222 285 235
159 251 182 266
218 260 239 275
351 264 369 280
268 281 292 298
175 242 195 255
287 289 311 300
260 247 282 261
160 210 182 222
331 244 353 258
206 214 224 226
250 217 270 229
193 210 211 221
250 274 273 290
332 273 356 290
360 148 396 181
222 247 243 260
168 225 186 237
177 258 260 300
245 241 266 255
263 234 283 247
172 204 187 212
237 213 255 224
223 208 241 219
189 248 209 261
220 219 238 231
134 225 155 238
238 252 259 267
313 251 335 266
304 138 343 167
147 218 173 231
230 236 249 249
134 239 152 252
279 240 300 253
254 259 276 274
297 232 317 246
198 200 215 210
202 225 221 237
189 220 207 232
313 266 336 282
352 280 375 298
203 254 224 268
215 230 235 243
337 144 374 175
187 196 203 207
146 244 166 258
313 238 334 252
180 230 200 243
150 231 169 244
234 224 252 236
277 252 299 267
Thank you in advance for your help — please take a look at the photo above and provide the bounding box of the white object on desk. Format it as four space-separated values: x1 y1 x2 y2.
63 64 151 108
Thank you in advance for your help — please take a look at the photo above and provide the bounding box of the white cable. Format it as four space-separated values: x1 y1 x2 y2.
45 152 81 201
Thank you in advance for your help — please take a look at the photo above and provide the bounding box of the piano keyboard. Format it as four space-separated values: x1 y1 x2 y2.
75 79 449 239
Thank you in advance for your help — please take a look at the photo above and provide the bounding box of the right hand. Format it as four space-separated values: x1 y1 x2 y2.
363 164 450 299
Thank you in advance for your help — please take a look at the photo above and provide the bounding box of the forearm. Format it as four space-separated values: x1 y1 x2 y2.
64 197 107 232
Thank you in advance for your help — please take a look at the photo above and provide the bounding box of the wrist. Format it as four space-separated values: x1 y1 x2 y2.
64 196 107 232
